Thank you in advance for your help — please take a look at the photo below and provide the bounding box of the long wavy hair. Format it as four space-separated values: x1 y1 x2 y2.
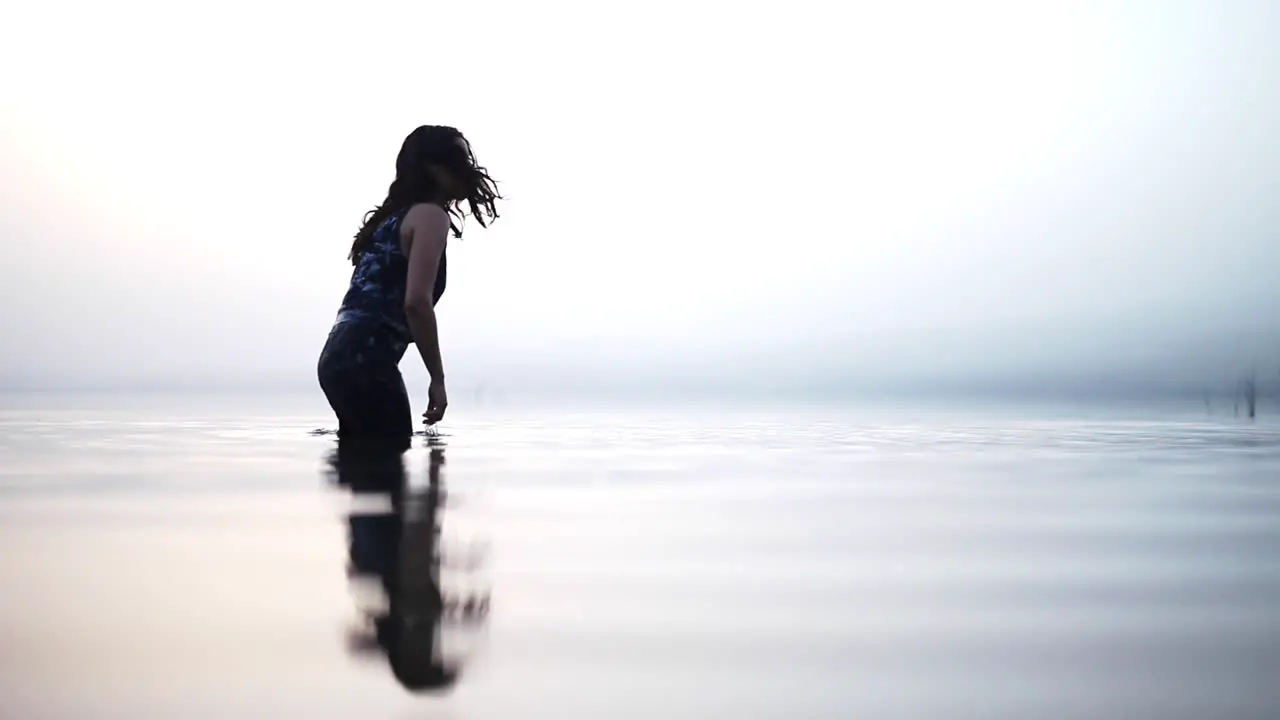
348 125 502 264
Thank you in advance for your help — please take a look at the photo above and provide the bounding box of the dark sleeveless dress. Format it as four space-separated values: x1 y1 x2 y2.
317 209 446 446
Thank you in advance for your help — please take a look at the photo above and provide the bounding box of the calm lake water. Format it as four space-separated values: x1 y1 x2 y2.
1 392 1279 719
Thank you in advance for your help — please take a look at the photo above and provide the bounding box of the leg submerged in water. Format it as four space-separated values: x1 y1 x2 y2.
318 319 463 691
317 319 414 449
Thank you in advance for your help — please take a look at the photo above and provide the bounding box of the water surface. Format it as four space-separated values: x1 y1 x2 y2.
1 394 1278 719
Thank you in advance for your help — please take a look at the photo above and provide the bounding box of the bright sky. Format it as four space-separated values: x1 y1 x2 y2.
1 0 1277 398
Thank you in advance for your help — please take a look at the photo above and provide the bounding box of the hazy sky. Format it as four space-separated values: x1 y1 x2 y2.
1 0 1277 399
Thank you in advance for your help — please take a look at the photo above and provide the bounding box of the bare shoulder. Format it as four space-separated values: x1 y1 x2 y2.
399 203 450 253
402 203 450 235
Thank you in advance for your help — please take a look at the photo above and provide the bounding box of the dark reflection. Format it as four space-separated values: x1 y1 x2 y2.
328 431 490 693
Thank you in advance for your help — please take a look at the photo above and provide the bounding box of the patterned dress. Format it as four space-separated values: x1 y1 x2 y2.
317 209 447 446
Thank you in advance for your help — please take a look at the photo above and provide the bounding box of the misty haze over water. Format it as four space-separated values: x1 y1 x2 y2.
1 2 1278 401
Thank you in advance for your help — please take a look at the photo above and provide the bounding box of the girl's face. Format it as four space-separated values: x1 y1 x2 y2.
428 137 473 202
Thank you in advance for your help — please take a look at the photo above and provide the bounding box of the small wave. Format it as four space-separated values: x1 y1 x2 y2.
308 428 450 438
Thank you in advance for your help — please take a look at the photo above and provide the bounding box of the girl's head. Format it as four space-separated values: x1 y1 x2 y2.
349 125 501 263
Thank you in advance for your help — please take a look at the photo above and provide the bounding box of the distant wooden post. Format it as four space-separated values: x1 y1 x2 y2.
1237 369 1258 421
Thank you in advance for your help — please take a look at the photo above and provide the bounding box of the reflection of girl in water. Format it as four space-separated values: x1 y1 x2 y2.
337 441 489 692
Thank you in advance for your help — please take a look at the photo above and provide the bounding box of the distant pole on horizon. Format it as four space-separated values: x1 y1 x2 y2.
1241 368 1258 421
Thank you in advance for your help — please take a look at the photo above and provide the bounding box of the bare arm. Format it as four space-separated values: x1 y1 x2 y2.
400 203 450 382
